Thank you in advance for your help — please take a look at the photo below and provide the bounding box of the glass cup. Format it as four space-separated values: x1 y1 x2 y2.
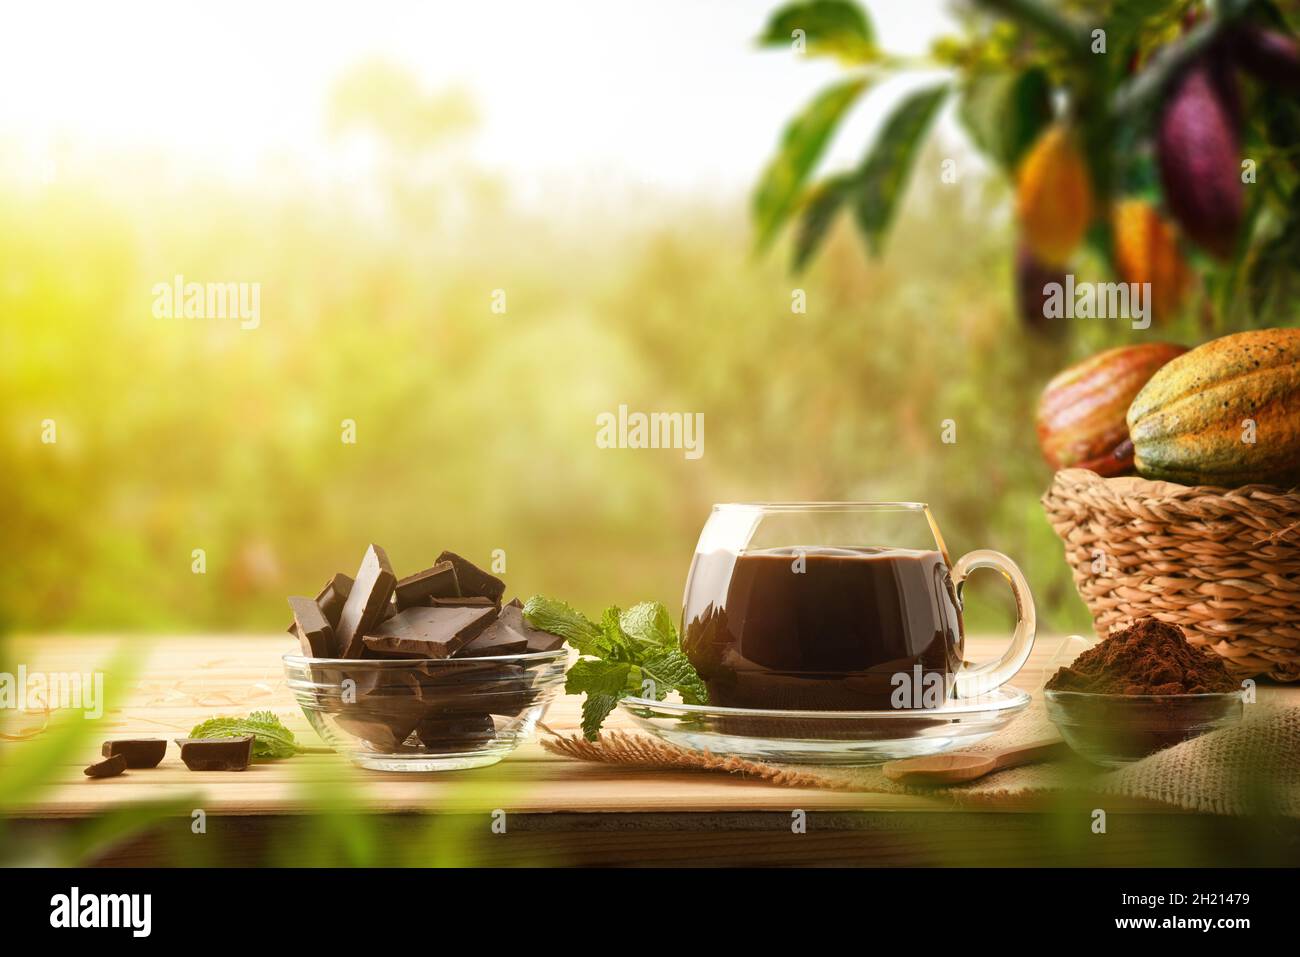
681 502 1035 710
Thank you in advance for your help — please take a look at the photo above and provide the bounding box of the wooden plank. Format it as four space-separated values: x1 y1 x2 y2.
5 633 1295 821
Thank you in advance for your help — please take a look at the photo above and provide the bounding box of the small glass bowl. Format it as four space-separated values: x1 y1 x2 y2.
617 686 1031 765
1044 689 1245 768
283 650 567 771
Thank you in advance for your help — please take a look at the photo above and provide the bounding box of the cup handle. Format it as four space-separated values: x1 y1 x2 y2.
950 549 1036 699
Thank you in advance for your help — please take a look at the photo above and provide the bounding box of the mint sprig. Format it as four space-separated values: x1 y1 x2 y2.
188 710 327 760
523 596 708 740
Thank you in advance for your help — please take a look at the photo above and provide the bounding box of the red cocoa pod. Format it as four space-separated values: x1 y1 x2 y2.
1036 342 1188 476
1015 243 1066 335
1230 24 1300 94
1157 58 1244 260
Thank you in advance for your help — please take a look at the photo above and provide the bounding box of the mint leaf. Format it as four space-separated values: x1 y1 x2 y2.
547 598 707 739
641 648 709 705
619 601 677 649
522 596 602 654
566 659 636 741
580 694 623 741
564 658 633 698
189 710 308 760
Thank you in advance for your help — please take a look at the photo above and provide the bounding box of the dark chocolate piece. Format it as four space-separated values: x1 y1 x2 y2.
415 714 496 753
318 573 354 624
394 561 459 610
175 735 254 771
288 595 337 657
335 544 397 659
436 551 506 602
361 604 498 659
101 738 167 769
335 714 418 751
498 602 567 652
84 754 127 778
285 573 354 634
456 616 529 657
429 596 496 608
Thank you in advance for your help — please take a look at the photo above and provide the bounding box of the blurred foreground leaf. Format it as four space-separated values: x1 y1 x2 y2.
753 77 870 251
757 0 877 61
852 83 950 255
792 173 856 271
958 67 1052 172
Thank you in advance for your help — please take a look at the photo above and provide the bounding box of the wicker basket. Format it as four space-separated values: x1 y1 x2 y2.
1041 467 1300 682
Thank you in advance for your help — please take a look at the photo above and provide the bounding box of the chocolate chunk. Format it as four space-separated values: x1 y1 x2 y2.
84 754 127 778
436 551 505 602
335 545 397 659
408 661 536 716
429 596 497 608
362 604 498 659
456 616 529 657
285 573 354 634
288 595 337 658
506 597 523 609
394 561 460 610
101 738 167 769
498 602 567 652
174 735 254 771
415 714 496 753
335 714 418 751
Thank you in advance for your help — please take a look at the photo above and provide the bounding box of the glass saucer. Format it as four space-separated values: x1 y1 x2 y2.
617 686 1032 765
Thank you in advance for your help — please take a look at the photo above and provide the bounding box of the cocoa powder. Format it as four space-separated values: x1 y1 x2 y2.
1046 618 1238 695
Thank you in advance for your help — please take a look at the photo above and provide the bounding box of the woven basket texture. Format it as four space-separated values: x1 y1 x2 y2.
1042 468 1300 682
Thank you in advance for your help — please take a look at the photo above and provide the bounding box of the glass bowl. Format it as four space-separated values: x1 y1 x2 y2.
1044 689 1245 768
617 685 1032 765
283 650 567 771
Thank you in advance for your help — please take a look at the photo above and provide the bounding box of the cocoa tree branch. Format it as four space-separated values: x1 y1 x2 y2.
971 0 1091 61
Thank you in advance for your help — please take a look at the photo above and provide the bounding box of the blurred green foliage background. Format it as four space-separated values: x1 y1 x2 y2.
3 38 1189 640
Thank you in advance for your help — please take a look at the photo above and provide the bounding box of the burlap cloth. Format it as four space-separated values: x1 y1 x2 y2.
541 701 1300 816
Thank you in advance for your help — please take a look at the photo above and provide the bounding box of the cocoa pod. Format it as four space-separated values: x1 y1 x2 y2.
1157 58 1244 261
1230 24 1300 95
1015 243 1066 335
1112 200 1192 322
1129 328 1300 487
1036 342 1188 476
1016 125 1093 267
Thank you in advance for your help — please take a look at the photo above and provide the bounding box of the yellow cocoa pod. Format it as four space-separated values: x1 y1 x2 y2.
1016 125 1093 266
1112 199 1191 322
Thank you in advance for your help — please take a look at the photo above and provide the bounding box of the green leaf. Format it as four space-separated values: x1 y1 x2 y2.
753 77 869 251
597 606 637 660
552 597 709 739
757 0 876 61
565 657 632 696
618 601 676 649
580 694 623 741
565 659 635 740
641 648 709 705
852 83 949 256
522 595 602 654
957 68 1051 172
792 173 854 272
189 710 303 760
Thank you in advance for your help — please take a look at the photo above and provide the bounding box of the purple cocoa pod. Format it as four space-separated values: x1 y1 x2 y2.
1015 243 1066 335
1156 58 1244 261
1231 25 1300 95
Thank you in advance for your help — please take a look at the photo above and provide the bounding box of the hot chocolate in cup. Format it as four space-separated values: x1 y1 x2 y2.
681 504 1036 711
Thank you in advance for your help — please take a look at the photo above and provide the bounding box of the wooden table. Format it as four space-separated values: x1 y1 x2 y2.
4 633 1298 866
